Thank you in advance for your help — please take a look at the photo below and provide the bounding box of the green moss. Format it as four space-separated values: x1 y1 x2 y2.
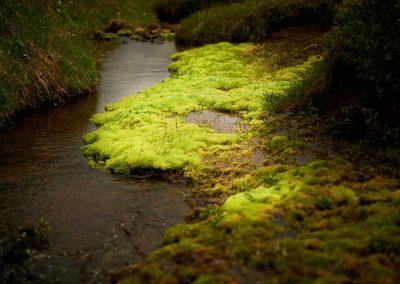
162 31 175 41
269 134 303 155
194 274 233 284
83 42 314 174
130 35 142 41
122 157 399 282
116 28 134 37
270 135 290 148
79 30 399 282
103 32 119 41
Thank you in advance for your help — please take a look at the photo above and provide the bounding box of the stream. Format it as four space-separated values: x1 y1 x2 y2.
0 41 190 283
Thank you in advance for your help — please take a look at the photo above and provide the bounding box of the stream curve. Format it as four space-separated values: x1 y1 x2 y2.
0 41 190 283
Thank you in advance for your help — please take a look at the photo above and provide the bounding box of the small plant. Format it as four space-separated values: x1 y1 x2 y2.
162 31 175 41
327 0 400 95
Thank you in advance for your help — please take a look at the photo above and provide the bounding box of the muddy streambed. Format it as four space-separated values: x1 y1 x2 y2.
0 41 190 283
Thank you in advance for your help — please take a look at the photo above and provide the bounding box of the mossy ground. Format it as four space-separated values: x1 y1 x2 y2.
84 30 400 283
115 157 400 283
83 41 317 175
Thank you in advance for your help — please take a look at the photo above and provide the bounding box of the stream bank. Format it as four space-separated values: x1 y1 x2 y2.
0 0 160 128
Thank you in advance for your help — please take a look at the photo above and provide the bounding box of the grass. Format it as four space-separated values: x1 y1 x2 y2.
175 0 338 46
265 59 326 114
57 0 158 28
0 0 158 128
154 0 238 23
176 0 266 46
82 42 317 174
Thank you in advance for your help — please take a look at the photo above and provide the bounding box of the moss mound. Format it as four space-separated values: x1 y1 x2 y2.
116 158 400 283
82 42 317 174
81 22 400 283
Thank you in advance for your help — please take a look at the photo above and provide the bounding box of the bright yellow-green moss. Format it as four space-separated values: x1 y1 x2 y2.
83 42 317 174
269 134 303 155
89 41 400 283
122 158 400 283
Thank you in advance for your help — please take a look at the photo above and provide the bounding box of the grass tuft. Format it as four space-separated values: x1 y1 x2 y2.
176 0 339 46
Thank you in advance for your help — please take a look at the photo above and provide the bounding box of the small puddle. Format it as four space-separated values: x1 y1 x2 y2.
187 112 266 168
186 110 247 133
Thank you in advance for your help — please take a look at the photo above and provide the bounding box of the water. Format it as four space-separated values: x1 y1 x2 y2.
186 110 247 133
0 41 190 283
